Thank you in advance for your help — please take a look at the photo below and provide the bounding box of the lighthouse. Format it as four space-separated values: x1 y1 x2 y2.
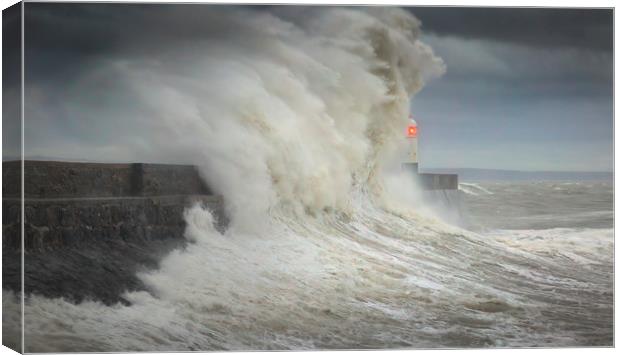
402 112 459 189
406 115 418 163
401 113 460 221
404 114 419 173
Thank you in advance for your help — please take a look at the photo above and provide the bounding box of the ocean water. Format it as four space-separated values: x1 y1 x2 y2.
3 179 613 351
460 181 613 230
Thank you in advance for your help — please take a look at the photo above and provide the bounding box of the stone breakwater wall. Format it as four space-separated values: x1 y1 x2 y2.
400 162 462 224
415 173 459 190
2 160 227 304
401 162 459 190
3 160 213 198
3 195 225 252
2 161 226 252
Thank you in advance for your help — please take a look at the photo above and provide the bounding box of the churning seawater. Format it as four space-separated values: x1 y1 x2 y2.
3 179 613 351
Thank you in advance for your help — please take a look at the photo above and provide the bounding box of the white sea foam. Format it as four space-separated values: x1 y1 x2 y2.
459 184 479 196
489 227 613 265
460 182 494 195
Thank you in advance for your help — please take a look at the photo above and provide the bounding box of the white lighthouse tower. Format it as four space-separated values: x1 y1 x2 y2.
405 114 419 173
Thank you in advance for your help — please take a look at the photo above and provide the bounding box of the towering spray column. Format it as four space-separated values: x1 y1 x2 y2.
405 114 419 173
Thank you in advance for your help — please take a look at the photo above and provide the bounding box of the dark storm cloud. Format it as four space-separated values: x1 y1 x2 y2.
422 33 612 93
25 4 613 83
25 3 248 83
409 7 613 52
26 3 249 52
19 3 614 171
25 4 613 84
3 3 21 86
3 3 22 160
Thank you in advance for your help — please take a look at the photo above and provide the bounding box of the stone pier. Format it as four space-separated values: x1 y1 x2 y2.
2 160 227 304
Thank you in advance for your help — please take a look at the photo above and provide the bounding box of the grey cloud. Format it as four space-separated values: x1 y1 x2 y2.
422 34 612 99
409 7 613 52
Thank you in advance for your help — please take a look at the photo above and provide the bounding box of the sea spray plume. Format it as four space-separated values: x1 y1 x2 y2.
277 7 446 198
131 7 444 228
25 7 444 229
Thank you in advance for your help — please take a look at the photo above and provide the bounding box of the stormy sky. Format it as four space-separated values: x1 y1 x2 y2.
409 7 613 171
8 3 614 172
